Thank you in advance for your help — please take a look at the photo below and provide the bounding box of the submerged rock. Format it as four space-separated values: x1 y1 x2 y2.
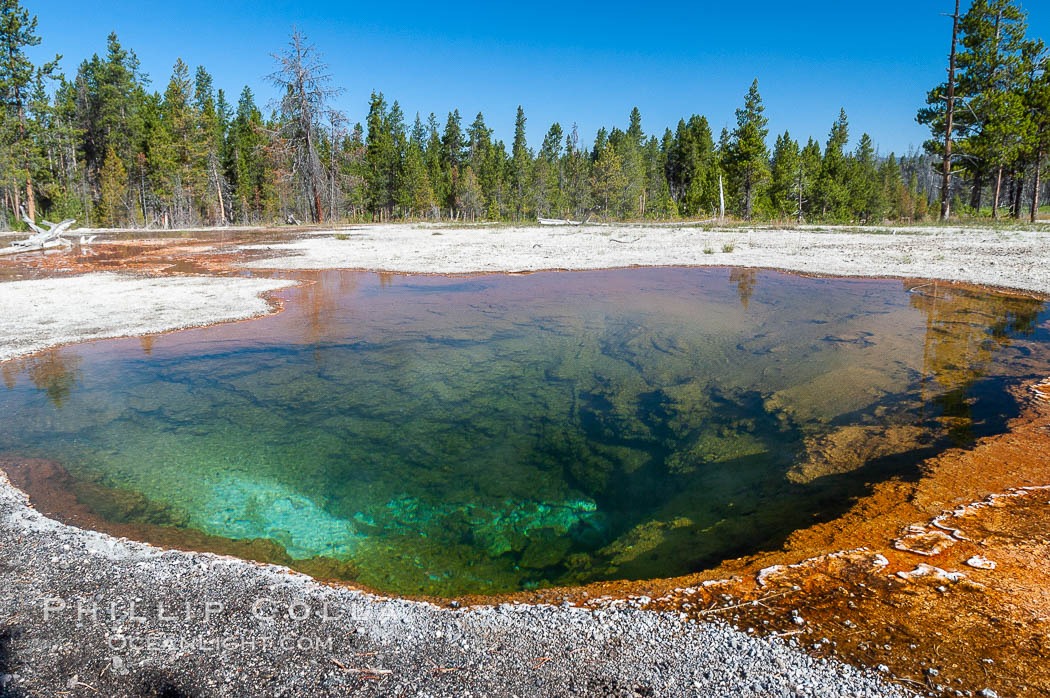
892 529 956 557
789 425 930 484
965 555 997 570
896 564 966 583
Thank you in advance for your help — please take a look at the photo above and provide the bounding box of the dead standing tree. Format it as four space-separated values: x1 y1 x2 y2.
325 107 351 222
269 29 343 224
940 0 961 221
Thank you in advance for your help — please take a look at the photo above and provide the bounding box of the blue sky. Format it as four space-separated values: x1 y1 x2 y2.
27 1 1050 155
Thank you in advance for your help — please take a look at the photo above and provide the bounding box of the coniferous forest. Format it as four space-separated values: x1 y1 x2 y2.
1 0 1048 229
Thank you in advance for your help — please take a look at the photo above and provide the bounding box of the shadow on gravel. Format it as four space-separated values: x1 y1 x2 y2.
139 672 193 698
586 677 655 697
0 627 22 698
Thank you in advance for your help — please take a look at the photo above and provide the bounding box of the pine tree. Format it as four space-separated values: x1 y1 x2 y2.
562 123 588 218
399 140 433 217
726 80 770 219
768 131 800 219
627 107 643 146
226 87 272 222
364 92 394 219
459 166 484 221
954 0 1033 217
441 110 463 216
466 112 499 214
797 138 822 222
817 109 851 220
162 58 208 225
9 16 1031 230
614 110 646 217
510 106 530 219
591 140 625 216
592 127 608 162
666 116 717 217
485 139 508 219
41 77 84 221
98 145 127 226
1026 61 1050 222
0 0 58 223
194 66 228 223
879 153 909 221
95 33 142 168
850 133 884 221
643 135 675 218
387 100 407 216
424 113 444 209
535 122 563 216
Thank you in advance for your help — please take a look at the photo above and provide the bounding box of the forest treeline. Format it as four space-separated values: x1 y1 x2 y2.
920 0 1050 221
0 0 1047 229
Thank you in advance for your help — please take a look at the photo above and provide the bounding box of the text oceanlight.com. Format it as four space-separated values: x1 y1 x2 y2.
42 597 347 655
106 633 336 653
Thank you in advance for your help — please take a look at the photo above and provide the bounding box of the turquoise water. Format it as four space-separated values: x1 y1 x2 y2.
1 268 1048 595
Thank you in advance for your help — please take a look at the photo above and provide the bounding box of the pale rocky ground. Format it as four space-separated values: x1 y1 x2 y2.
0 273 295 362
241 223 1050 294
4 221 1047 696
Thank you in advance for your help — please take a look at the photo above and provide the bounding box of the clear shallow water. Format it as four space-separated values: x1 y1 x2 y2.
1 268 1048 595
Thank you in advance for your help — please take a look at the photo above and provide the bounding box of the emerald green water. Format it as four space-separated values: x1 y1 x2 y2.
1 268 1048 595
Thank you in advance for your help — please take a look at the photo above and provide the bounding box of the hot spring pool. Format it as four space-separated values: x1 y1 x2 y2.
1 267 1047 595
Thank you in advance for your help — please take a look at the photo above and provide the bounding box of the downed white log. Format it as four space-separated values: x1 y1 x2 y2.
0 216 78 256
537 211 595 227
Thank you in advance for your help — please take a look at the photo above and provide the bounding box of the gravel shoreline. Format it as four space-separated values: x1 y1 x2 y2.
7 222 1047 697
0 471 911 697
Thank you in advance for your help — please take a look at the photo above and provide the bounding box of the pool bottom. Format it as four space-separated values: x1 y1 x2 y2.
0 417 951 597
0 457 367 584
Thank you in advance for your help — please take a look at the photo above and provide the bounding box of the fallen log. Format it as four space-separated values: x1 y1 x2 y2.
0 216 78 255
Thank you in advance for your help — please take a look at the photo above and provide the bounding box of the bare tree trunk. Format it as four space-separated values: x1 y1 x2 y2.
139 169 148 229
797 172 804 224
1005 177 1015 218
718 174 725 221
16 88 36 223
1032 150 1044 223
25 174 35 223
992 164 1004 218
211 160 226 226
941 0 960 221
970 171 983 211
329 120 338 222
1012 167 1024 219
